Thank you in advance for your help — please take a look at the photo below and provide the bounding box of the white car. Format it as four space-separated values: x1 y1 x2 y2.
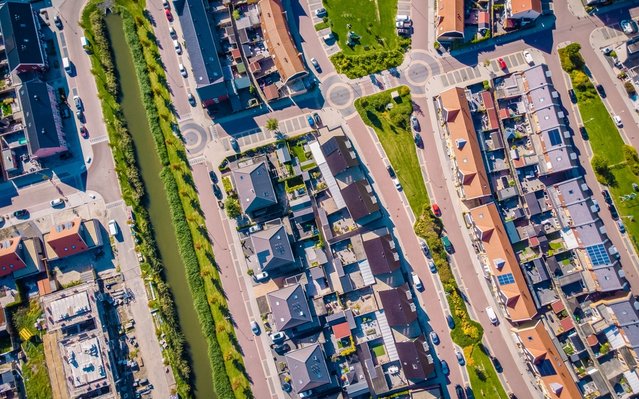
173 39 181 55
50 198 64 207
169 26 177 39
248 224 263 233
315 7 326 17
254 271 269 281
614 115 623 127
523 50 534 65
411 272 423 290
179 63 187 77
269 331 287 343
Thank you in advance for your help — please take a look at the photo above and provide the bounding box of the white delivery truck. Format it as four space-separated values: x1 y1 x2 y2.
486 306 498 325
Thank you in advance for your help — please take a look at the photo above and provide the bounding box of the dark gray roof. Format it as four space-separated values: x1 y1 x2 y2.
321 136 359 175
285 344 331 394
267 284 312 331
232 161 277 214
362 233 400 275
593 267 626 292
524 192 542 216
608 299 639 350
378 284 417 327
175 0 228 101
0 2 44 73
396 338 434 380
251 225 294 271
341 180 379 222
17 80 65 157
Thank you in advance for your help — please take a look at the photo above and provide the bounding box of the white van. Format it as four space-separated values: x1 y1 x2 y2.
62 57 72 73
80 36 90 51
486 306 498 325
108 220 118 237
411 272 423 291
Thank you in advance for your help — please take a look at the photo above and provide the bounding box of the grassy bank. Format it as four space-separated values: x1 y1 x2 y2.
356 87 506 399
116 1 251 397
560 43 639 251
80 3 191 397
13 301 52 399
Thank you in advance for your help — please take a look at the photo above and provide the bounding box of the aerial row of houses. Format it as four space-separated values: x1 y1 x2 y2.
436 63 639 398
225 130 438 398
0 1 69 181
174 0 307 112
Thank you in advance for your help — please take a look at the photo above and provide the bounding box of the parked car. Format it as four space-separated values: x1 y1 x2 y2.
397 28 411 37
618 219 626 233
455 385 465 399
455 350 465 365
76 110 85 122
310 58 321 72
250 320 260 335
430 331 439 345
498 58 507 70
187 92 196 106
313 112 321 126
523 50 534 65
414 133 423 148
410 114 420 131
173 39 181 54
212 184 222 199
609 203 619 220
602 46 613 56
446 314 455 329
54 14 63 30
248 224 263 233
411 272 423 291
386 165 401 189
602 189 612 205
230 137 239 151
169 26 177 39
179 63 187 77
269 331 287 343
614 115 623 127
568 89 577 103
73 95 83 111
50 198 64 207
432 203 441 217
165 9 173 21
80 126 89 139
315 7 327 17
420 240 431 257
591 199 600 213
254 271 269 281
323 32 335 42
621 19 638 34
595 84 606 98
13 209 28 218
491 356 503 373
163 0 170 9
442 235 454 253
273 343 291 354
441 360 449 375
428 260 437 273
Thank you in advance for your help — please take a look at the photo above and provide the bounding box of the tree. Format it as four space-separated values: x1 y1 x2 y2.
559 43 585 72
592 155 615 186
265 118 279 132
224 197 241 218
232 9 240 20
625 81 636 96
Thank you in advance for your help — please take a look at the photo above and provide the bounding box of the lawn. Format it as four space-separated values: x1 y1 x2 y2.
371 344 386 357
321 0 399 55
288 139 308 162
466 345 508 399
354 86 429 214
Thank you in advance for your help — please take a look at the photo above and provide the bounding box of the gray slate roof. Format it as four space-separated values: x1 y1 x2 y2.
267 284 312 331
396 338 434 380
232 161 277 214
17 80 65 157
608 298 639 350
251 225 294 271
285 343 331 394
0 2 44 73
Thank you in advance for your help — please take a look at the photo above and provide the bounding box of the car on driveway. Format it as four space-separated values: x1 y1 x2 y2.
315 7 327 17
441 360 449 375
255 271 269 281
410 114 420 131
179 63 187 77
523 50 534 65
50 198 64 207
273 343 291 354
310 58 321 72
13 209 28 218
269 331 287 344
602 47 613 55
307 115 316 128
432 203 441 217
621 19 638 34
595 84 606 98
498 58 507 70
614 115 623 127
313 112 321 126
165 9 173 21
602 189 612 204
250 320 260 335
230 137 239 151
430 331 439 345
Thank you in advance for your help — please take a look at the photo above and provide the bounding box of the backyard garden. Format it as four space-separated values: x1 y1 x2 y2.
319 0 409 78
355 87 507 399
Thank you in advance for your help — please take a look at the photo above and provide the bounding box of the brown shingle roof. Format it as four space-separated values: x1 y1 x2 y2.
259 0 307 84
378 284 417 327
440 87 491 199
362 233 400 275
470 203 537 322
341 180 380 222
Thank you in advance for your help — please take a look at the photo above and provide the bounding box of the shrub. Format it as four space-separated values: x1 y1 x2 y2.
330 44 408 78
225 198 241 218
624 81 636 96
624 145 639 175
592 155 615 186
558 43 584 73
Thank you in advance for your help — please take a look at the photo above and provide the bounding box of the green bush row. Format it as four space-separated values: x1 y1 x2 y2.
80 4 192 397
119 6 250 398
330 41 409 78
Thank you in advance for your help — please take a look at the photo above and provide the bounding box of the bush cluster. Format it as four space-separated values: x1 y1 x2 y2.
330 40 409 79
88 10 118 97
558 43 585 73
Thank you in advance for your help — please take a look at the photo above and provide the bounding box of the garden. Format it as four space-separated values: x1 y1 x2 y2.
560 43 639 252
355 87 506 399
320 0 409 78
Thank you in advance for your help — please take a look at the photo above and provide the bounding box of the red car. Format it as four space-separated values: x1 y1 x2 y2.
498 58 507 70
432 203 442 217
80 126 88 138
165 9 173 22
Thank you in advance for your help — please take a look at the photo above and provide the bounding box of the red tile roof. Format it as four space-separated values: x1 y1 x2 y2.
481 91 499 131
559 318 574 333
551 300 565 314
332 322 351 340
0 237 26 277
436 0 464 40
46 218 89 258
37 277 52 296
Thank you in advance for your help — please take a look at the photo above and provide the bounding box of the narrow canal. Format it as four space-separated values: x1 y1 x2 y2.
105 14 215 398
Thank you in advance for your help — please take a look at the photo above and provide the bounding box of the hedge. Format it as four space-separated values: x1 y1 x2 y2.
118 3 251 397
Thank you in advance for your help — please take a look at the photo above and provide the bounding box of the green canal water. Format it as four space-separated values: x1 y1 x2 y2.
105 14 215 398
